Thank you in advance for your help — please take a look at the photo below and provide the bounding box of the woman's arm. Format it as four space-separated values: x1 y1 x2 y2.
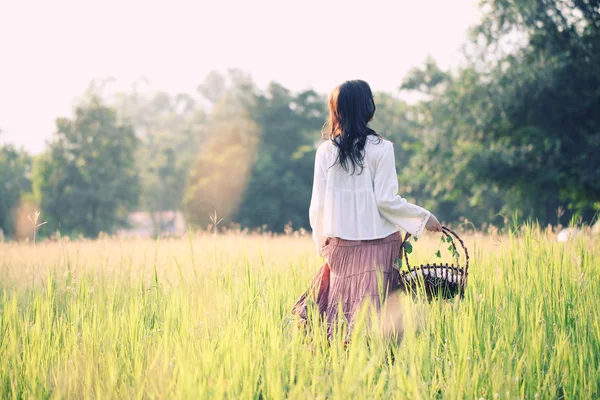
373 141 432 238
309 145 327 256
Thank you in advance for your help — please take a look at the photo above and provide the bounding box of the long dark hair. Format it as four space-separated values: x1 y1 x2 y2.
322 80 381 174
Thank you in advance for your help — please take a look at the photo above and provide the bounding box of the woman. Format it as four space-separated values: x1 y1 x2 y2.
292 80 442 339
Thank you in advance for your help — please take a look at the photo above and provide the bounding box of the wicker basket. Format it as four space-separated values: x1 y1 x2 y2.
396 226 470 300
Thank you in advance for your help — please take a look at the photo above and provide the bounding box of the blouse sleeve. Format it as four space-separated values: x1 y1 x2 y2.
309 145 327 256
373 141 431 238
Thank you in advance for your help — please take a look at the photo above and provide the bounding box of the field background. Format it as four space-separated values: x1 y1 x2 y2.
1 1 599 398
1 227 598 399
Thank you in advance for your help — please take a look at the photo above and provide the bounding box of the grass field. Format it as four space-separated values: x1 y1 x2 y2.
0 227 598 399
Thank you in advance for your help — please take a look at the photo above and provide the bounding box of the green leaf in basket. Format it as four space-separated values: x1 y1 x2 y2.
405 242 413 254
394 256 402 269
436 250 441 258
448 245 454 252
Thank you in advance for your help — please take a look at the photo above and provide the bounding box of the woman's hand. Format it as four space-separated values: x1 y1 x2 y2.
425 214 443 232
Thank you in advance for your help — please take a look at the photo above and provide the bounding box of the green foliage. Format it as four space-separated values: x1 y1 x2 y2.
400 0 600 227
183 70 260 228
399 65 509 227
183 103 260 228
470 0 600 222
404 241 413 254
233 83 327 232
114 84 204 233
0 143 31 237
33 97 140 237
369 92 424 203
402 56 451 95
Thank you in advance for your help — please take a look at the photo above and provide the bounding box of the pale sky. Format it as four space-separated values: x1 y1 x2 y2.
0 0 480 154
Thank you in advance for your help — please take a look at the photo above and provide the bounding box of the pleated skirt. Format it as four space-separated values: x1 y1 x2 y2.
292 231 403 338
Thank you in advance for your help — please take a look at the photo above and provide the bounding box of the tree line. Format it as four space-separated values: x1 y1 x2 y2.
1 0 598 239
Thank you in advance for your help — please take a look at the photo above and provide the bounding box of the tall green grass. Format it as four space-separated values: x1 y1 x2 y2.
0 227 598 398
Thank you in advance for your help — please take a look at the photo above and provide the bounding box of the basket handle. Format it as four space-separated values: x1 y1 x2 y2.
398 226 469 275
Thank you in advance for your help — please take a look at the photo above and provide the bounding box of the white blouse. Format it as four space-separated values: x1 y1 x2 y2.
309 136 431 256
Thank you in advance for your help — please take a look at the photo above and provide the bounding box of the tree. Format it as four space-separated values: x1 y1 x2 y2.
33 97 140 237
0 141 32 237
369 92 424 201
469 0 600 222
234 83 327 231
184 72 260 229
109 78 207 235
197 70 227 104
400 0 600 227
185 76 327 232
400 64 510 227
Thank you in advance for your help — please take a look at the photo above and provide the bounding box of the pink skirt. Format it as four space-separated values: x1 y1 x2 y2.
292 231 403 338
